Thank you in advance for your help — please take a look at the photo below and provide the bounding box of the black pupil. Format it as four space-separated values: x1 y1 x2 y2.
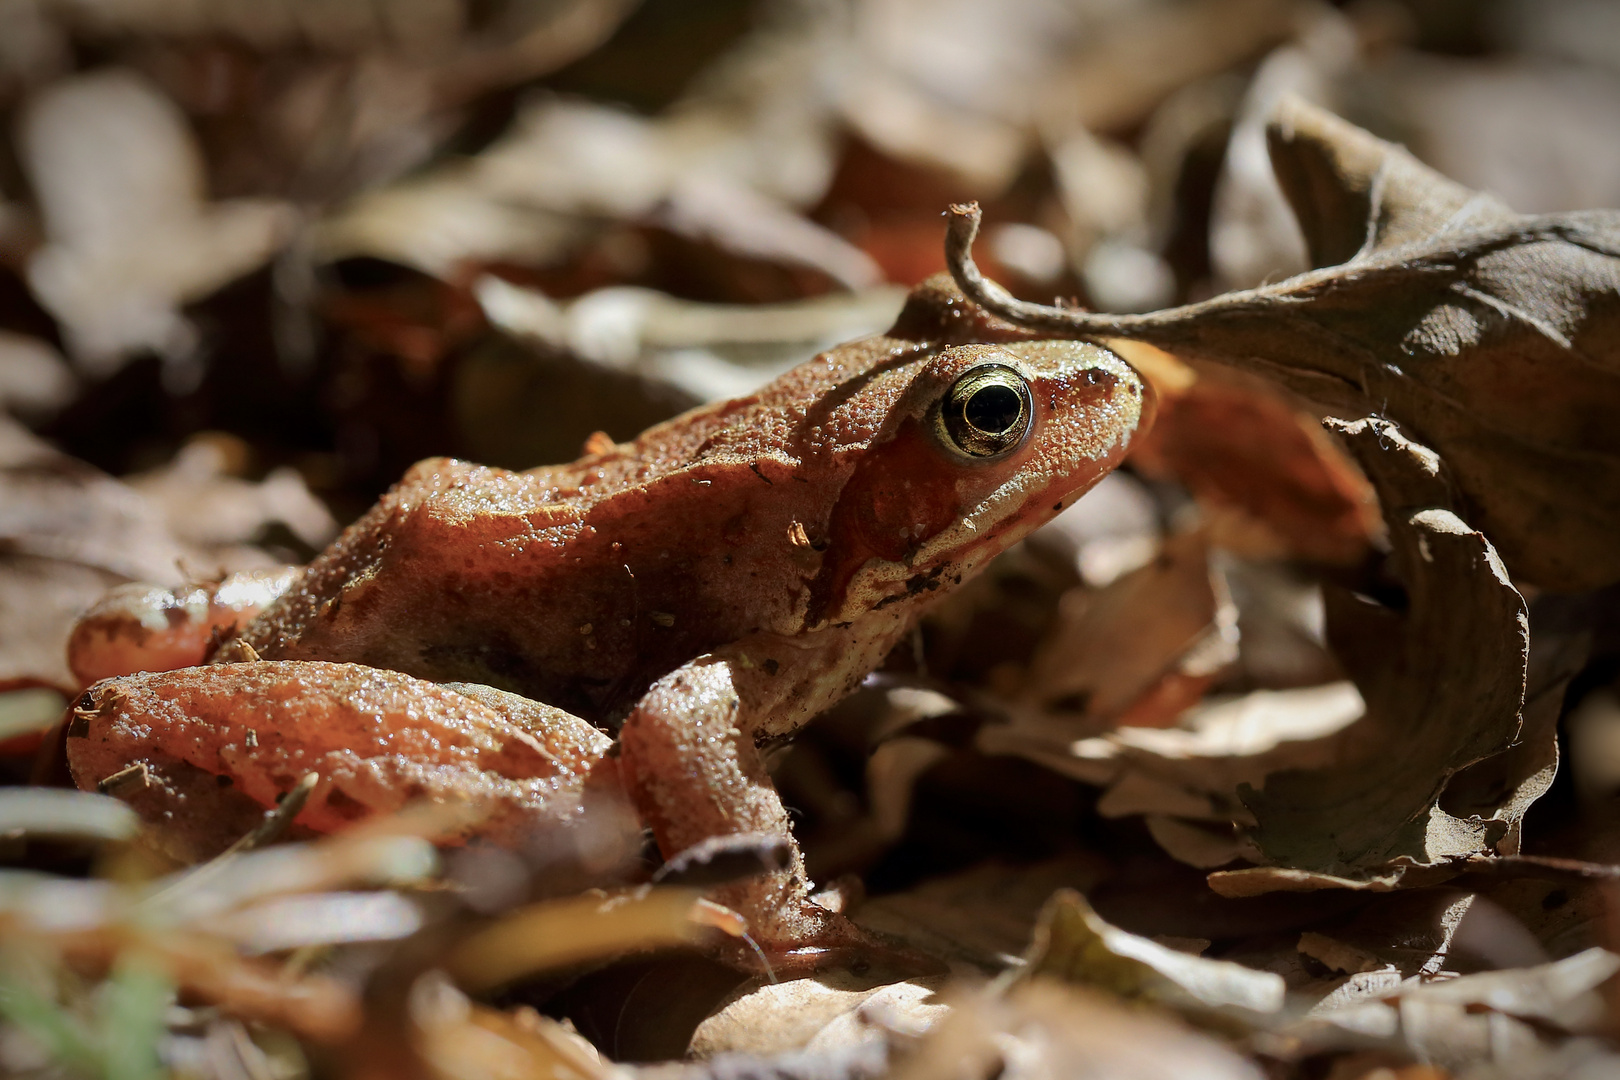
964 383 1022 434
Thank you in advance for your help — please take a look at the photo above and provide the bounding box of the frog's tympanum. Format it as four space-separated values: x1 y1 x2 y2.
65 276 1151 966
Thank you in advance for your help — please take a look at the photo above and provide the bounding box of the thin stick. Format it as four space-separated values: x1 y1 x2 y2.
141 772 320 909
942 201 1612 340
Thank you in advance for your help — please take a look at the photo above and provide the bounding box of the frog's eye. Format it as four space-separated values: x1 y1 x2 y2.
935 364 1033 459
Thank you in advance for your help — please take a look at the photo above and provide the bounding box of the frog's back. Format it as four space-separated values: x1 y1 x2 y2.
237 276 1090 721
239 332 930 719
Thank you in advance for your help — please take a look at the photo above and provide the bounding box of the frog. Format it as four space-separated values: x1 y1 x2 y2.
64 275 1152 966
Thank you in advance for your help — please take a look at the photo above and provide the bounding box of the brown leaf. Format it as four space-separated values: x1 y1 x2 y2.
853 855 1108 974
986 418 1545 889
1016 889 1285 1022
1119 345 1378 565
976 679 1363 867
0 420 189 688
889 980 1265 1080
1221 418 1533 884
687 970 944 1060
1020 528 1236 725
946 97 1620 591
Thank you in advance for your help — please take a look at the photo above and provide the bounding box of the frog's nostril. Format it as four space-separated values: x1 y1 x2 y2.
1077 367 1119 391
965 383 1023 435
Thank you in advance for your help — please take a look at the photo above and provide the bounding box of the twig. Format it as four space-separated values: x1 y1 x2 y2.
942 201 1614 341
141 773 320 910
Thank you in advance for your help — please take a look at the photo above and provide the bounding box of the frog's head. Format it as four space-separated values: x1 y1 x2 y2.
806 338 1153 627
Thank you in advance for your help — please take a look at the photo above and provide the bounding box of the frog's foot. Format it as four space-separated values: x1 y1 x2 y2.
706 875 937 978
67 567 300 686
719 902 939 979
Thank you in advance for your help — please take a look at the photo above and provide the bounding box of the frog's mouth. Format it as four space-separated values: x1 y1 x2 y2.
813 455 1116 628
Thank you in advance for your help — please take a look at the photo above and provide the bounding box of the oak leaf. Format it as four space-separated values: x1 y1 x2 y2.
948 96 1620 591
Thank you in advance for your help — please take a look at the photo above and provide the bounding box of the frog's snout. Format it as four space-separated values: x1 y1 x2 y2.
1022 344 1153 467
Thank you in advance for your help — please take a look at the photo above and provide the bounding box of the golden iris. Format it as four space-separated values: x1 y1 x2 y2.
936 364 1033 459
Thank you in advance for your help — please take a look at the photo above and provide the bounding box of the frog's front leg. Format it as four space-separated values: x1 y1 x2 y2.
618 642 881 965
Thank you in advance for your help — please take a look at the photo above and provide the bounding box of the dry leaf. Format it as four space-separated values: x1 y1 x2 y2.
1399 946 1620 1033
890 980 1265 1080
1039 0 1299 137
125 437 336 554
0 331 75 418
1014 889 1285 1023
1287 947 1620 1073
1220 418 1533 886
317 92 874 289
947 97 1620 591
447 889 720 994
0 420 189 688
977 682 1364 853
1124 359 1378 565
414 990 620 1080
687 971 944 1060
20 69 294 373
0 421 187 585
476 276 907 401
1021 528 1237 726
854 856 1109 975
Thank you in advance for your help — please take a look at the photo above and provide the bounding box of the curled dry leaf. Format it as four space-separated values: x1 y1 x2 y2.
476 276 908 401
446 888 719 994
852 855 1108 975
1216 418 1533 889
887 981 1265 1080
196 890 426 954
0 786 139 843
942 96 1587 892
1400 946 1620 1034
147 833 441 926
977 681 1364 866
316 94 877 289
947 96 1620 591
1290 889 1480 986
413 986 620 1080
687 970 945 1060
125 437 337 555
0 422 186 587
980 418 1540 889
1286 947 1620 1071
47 0 636 83
1013 889 1285 1024
0 332 75 418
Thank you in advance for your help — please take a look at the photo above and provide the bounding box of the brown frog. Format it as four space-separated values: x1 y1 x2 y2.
65 277 1151 964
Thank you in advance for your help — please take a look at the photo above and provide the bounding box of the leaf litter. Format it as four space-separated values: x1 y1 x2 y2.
5 3 1620 1078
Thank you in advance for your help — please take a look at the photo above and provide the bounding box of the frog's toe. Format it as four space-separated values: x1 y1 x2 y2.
721 903 942 979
